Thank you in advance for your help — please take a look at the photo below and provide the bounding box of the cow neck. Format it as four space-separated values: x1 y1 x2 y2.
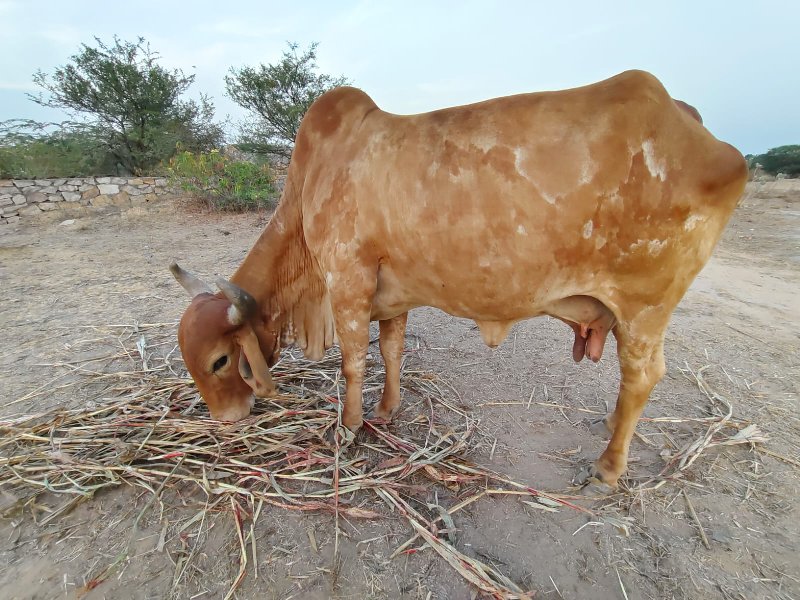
229 198 323 329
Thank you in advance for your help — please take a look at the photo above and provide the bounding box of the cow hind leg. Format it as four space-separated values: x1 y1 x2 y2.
373 312 408 420
590 326 666 487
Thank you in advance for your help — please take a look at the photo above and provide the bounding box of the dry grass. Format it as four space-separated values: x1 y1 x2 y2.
0 322 776 598
0 322 587 599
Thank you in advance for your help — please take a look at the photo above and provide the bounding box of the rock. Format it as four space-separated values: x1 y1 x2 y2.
91 194 114 207
122 185 144 195
155 178 168 186
6 215 20 223
39 202 59 211
48 193 64 202
12 195 25 205
110 177 127 185
0 206 19 216
25 191 46 203
62 191 82 202
52 179 67 186
96 177 111 184
81 187 99 200
59 219 76 226
113 191 131 206
128 178 144 185
19 204 43 216
0 197 11 206
57 184 77 192
0 179 15 187
34 179 51 186
97 184 119 195
13 180 35 188
67 178 84 185
39 186 57 194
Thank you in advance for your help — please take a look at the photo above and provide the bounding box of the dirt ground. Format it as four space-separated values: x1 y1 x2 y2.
1 182 798 600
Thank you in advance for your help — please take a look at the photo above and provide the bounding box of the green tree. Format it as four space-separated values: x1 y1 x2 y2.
225 42 349 160
750 145 800 177
29 36 223 175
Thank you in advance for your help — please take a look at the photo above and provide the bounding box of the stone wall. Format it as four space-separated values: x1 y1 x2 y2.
0 176 174 225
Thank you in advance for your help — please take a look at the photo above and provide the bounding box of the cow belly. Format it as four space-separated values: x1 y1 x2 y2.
371 261 615 351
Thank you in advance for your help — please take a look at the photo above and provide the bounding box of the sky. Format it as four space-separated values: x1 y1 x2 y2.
0 0 796 155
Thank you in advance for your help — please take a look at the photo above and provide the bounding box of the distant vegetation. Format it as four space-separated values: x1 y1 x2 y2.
225 42 350 161
1 37 347 210
747 145 800 177
167 148 276 212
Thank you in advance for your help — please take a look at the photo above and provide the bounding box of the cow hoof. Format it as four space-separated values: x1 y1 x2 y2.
342 416 363 433
586 416 613 439
573 464 617 495
372 402 400 421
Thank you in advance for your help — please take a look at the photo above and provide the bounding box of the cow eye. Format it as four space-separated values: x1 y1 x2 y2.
212 355 229 373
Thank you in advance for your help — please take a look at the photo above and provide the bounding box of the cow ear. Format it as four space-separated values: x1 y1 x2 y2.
170 262 213 297
216 279 257 326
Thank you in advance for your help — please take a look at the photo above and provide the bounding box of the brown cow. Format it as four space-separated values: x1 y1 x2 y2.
171 70 747 488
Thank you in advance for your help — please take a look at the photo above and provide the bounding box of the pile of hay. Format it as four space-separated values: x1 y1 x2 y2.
0 323 589 599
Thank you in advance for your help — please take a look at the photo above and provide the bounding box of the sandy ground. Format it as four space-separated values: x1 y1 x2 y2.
0 182 798 599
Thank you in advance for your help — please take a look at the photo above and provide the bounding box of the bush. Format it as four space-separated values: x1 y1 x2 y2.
0 120 115 179
167 149 277 211
749 145 800 177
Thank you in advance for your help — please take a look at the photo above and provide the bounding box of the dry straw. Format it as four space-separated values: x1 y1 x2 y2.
0 322 583 599
0 323 769 597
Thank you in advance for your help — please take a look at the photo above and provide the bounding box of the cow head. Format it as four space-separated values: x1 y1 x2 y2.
170 263 279 421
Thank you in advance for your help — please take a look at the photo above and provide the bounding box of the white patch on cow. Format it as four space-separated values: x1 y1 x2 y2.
325 272 334 286
629 239 646 253
642 139 667 181
335 242 351 257
582 220 593 239
517 224 527 236
473 135 497 151
479 257 491 268
595 234 607 250
648 239 667 255
347 320 359 331
513 148 531 180
578 160 595 186
684 214 705 231
606 188 622 205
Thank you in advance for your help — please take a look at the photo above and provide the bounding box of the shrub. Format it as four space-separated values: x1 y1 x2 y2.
167 149 277 211
0 120 115 178
749 145 800 177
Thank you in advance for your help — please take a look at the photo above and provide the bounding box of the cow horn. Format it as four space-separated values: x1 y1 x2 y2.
216 278 257 326
170 262 213 297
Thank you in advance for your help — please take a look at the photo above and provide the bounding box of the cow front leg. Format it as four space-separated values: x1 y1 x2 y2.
591 329 666 487
373 312 408 420
330 292 375 433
